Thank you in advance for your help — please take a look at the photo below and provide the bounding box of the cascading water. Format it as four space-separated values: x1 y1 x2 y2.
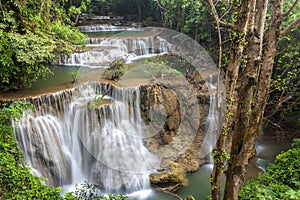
79 24 135 32
13 82 159 196
200 74 223 162
59 36 173 67
58 25 173 67
8 24 228 199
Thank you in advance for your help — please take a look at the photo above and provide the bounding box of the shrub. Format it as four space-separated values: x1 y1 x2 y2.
0 101 62 200
239 139 300 200
64 181 130 200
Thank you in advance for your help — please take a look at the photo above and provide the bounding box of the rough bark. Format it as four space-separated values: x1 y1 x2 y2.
223 0 268 199
209 1 254 199
207 0 300 199
255 0 283 130
207 0 227 198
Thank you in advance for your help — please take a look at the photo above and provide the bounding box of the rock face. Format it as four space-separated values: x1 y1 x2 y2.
150 162 187 192
140 72 212 190
5 69 220 192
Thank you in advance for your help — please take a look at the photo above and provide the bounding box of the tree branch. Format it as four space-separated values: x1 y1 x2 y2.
265 95 292 119
152 184 183 200
264 118 283 131
219 20 234 29
220 4 233 20
283 0 299 17
207 0 234 29
154 0 168 11
281 16 300 37
207 0 223 74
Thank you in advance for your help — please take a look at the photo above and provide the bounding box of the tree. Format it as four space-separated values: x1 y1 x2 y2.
154 0 219 58
0 0 87 91
207 0 300 199
64 0 91 24
265 1 300 134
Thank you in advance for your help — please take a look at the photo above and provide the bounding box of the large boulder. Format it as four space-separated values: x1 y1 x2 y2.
140 72 213 190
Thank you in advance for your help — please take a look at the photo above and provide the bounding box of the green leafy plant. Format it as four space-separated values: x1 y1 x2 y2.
239 139 300 200
64 181 130 200
144 60 182 80
0 101 62 200
0 0 87 92
70 71 81 83
103 59 127 80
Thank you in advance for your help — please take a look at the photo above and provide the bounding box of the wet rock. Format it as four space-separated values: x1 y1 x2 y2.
150 162 187 186
140 72 215 191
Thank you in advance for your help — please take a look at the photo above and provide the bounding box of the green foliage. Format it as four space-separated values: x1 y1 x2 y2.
0 101 32 164
211 149 230 172
64 181 130 200
239 175 299 200
70 71 81 83
266 0 300 127
0 101 62 199
0 0 87 91
94 94 105 103
267 140 300 189
185 195 196 200
103 59 127 80
0 151 63 200
144 60 182 80
0 31 56 90
67 0 91 18
93 0 148 21
239 139 300 200
143 16 154 26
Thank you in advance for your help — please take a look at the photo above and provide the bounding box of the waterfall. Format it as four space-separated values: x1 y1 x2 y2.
58 30 173 67
13 82 159 195
58 48 131 68
79 24 135 32
200 74 223 161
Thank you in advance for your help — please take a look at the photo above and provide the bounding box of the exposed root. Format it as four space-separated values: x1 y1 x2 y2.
152 183 183 200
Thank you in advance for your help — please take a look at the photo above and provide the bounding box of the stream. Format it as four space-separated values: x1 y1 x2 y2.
7 66 292 200
6 24 293 200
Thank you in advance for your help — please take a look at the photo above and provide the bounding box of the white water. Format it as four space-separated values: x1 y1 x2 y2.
58 25 173 68
79 24 136 32
59 36 173 67
58 48 133 68
200 74 223 161
14 83 159 195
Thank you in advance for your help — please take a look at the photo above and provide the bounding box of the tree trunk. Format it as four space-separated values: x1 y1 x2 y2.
208 0 300 199
210 1 254 200
224 0 283 199
137 0 142 22
180 7 185 33
194 22 199 42
253 0 283 133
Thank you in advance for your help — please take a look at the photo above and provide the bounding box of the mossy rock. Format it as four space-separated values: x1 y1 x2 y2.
150 162 187 187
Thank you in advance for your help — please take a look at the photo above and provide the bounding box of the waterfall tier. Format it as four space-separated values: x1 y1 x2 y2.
58 36 173 67
13 82 159 195
58 24 174 68
79 24 136 32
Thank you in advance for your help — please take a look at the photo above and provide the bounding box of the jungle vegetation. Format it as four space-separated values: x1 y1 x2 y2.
0 0 299 200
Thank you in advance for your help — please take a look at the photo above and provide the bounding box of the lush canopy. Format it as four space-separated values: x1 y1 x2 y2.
0 0 87 91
